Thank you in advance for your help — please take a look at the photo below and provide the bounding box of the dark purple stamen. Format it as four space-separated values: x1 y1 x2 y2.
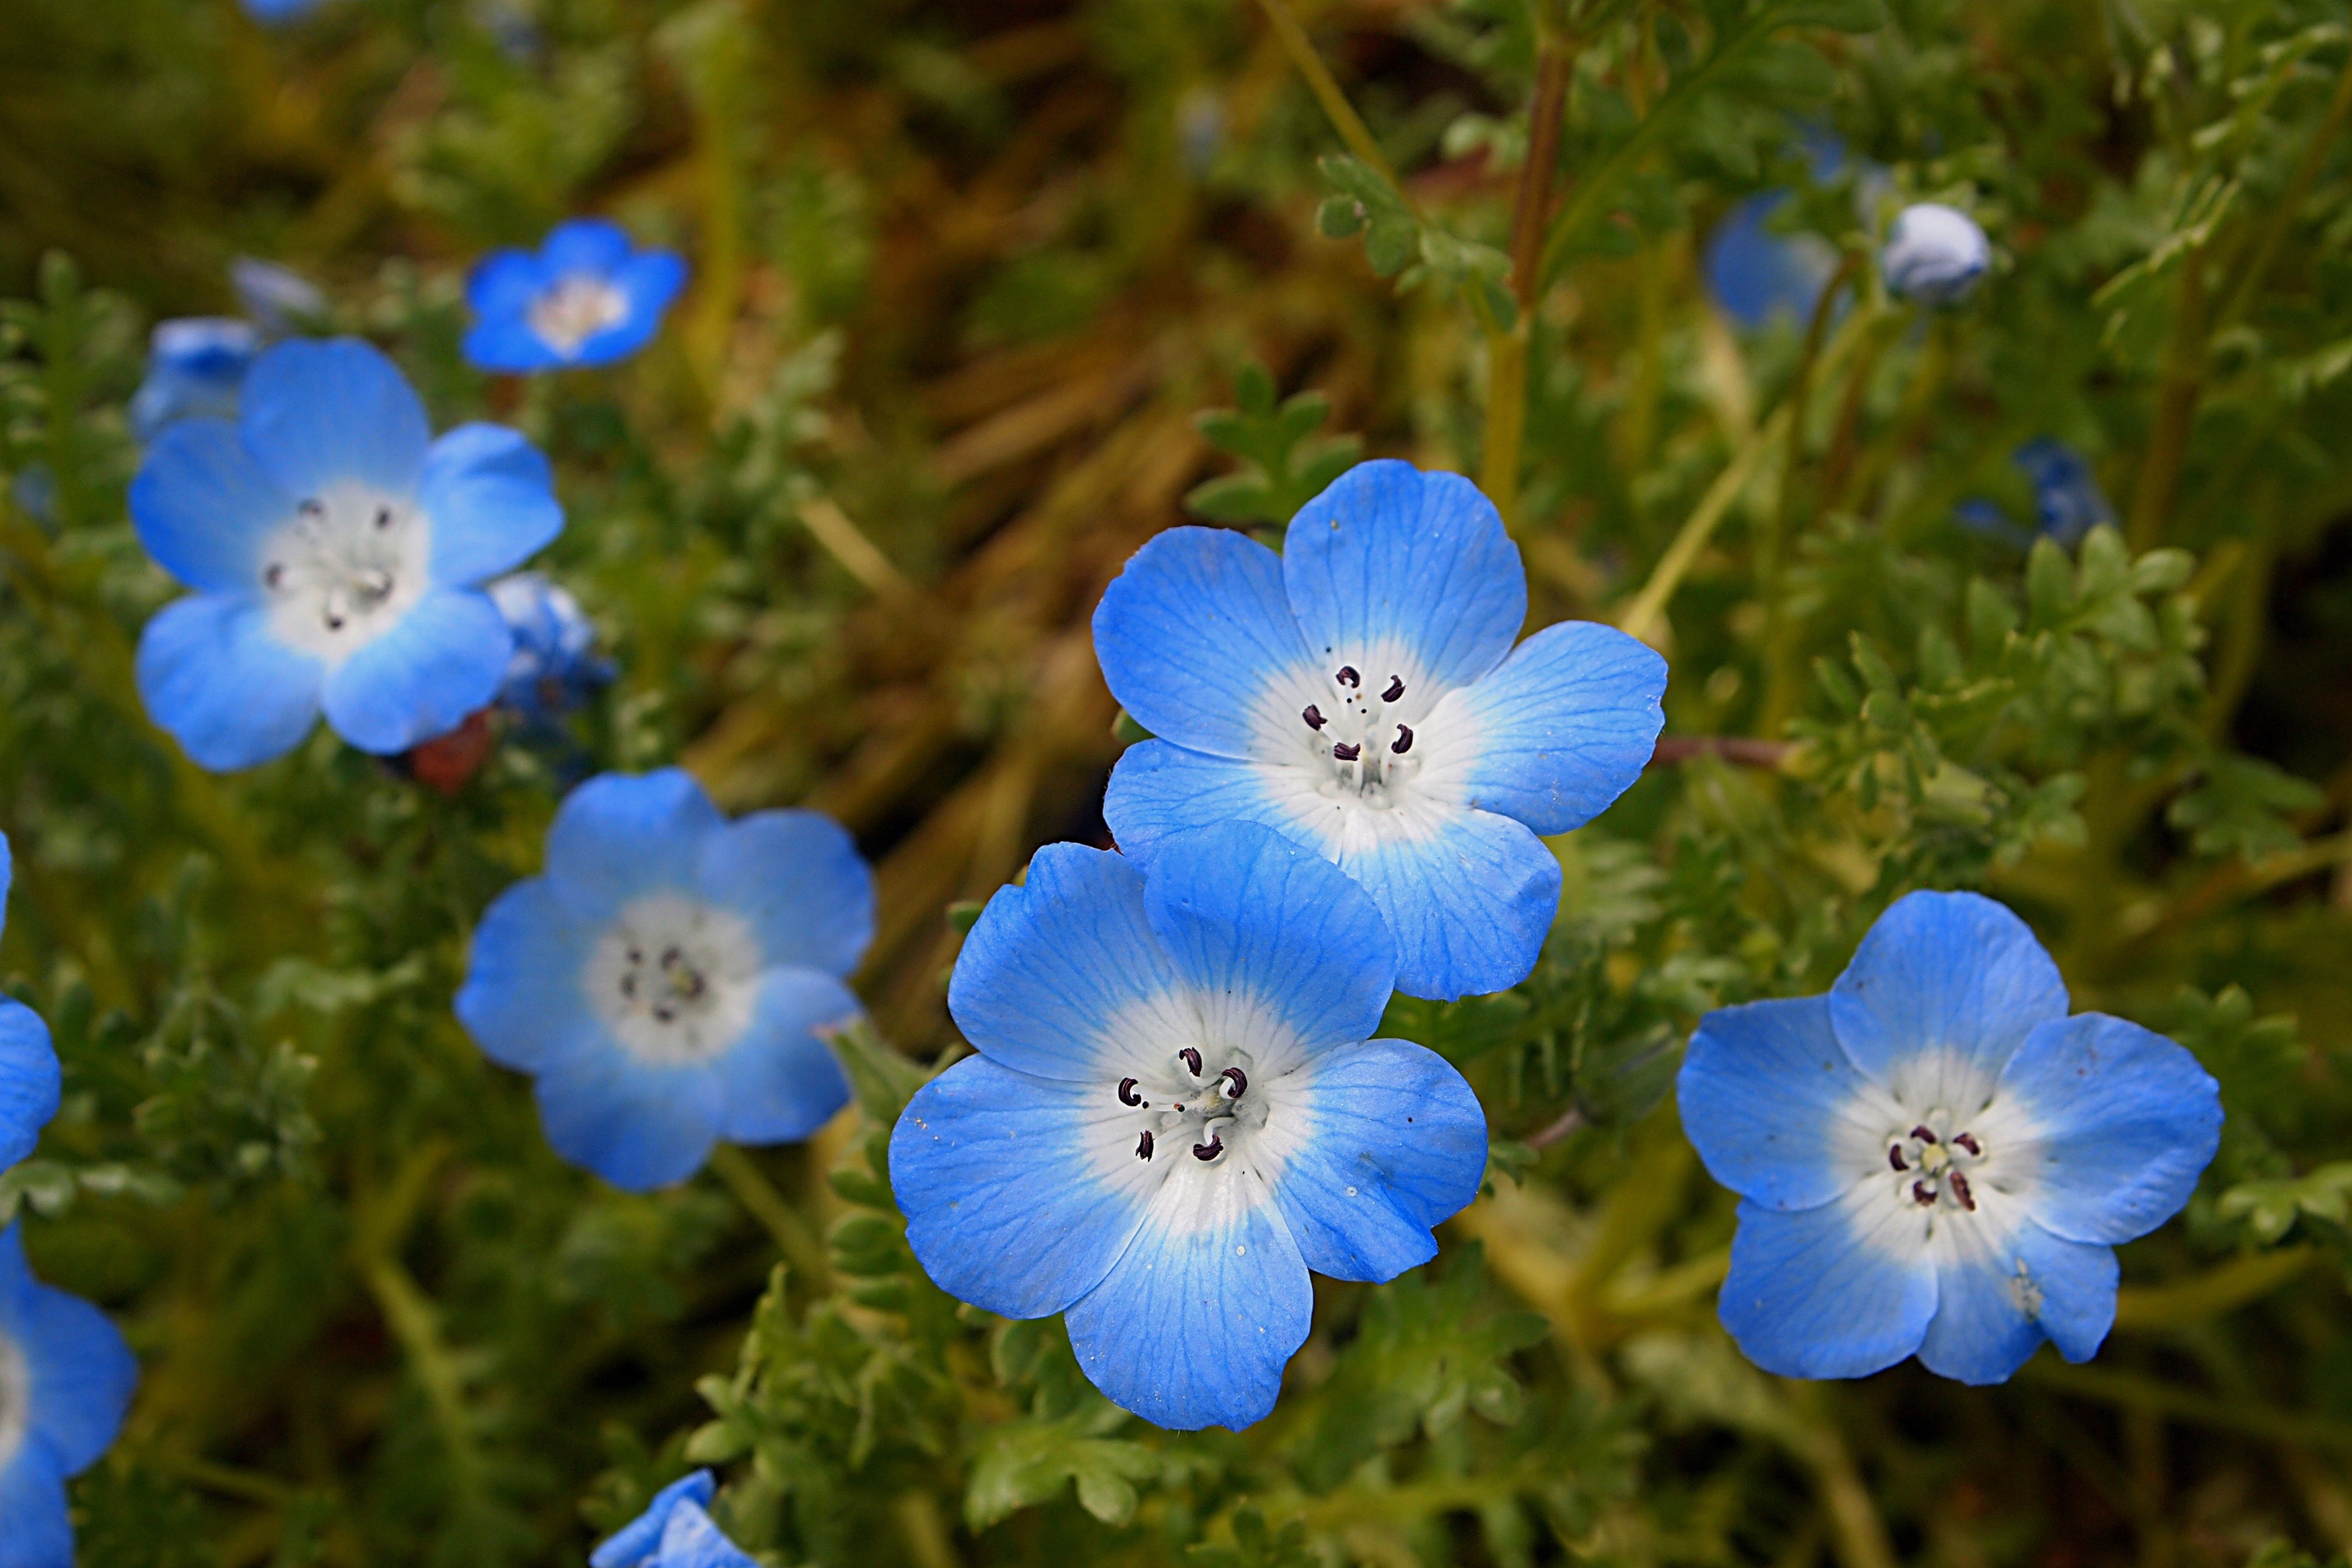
1391 724 1413 754
1888 1146 1908 1172
1136 1130 1154 1161
1336 666 1360 688
298 498 324 519
374 505 394 530
1221 1066 1247 1098
621 974 638 998
1910 1125 1938 1144
1332 742 1362 761
1382 675 1405 702
1192 1133 1223 1161
1948 1171 1977 1210
1118 1077 1143 1107
265 562 285 589
653 1004 677 1024
1303 705 1326 731
1911 1180 1935 1206
1952 1132 1981 1156
1179 1048 1202 1077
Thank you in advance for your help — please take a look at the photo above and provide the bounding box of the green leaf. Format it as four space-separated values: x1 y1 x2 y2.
963 1408 1160 1529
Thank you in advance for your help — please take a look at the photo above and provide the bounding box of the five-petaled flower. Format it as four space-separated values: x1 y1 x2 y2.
0 837 61 1173
1678 890 2222 1385
130 337 565 770
456 769 872 1191
0 1223 139 1568
1882 202 1990 305
592 1470 757 1568
1093 459 1667 1000
891 821 1488 1430
463 219 688 373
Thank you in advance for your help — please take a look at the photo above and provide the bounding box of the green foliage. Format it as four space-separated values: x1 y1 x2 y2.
1186 363 1363 527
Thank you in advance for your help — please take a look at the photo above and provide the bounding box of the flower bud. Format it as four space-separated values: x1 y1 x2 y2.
1882 202 1990 304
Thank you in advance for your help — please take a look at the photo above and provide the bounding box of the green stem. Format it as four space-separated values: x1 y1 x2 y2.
1758 251 1860 733
2021 1359 2352 1452
2112 1247 2318 1331
1479 27 1575 528
1254 0 1399 188
708 1142 831 1289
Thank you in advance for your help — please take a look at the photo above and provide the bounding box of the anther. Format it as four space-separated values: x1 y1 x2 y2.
653 1003 677 1024
1220 1066 1247 1098
264 562 285 590
1948 1171 1977 1211
1302 705 1326 731
1910 1125 1938 1144
1179 1048 1202 1077
1952 1132 1981 1156
374 505 394 530
1117 1077 1143 1107
620 974 637 998
298 498 324 519
1136 1130 1154 1161
627 947 643 964
1911 1180 1936 1206
1332 742 1362 761
1192 1133 1223 1161
662 946 682 967
1382 675 1404 702
1336 666 1360 688
1391 724 1413 754
1888 1146 1908 1172
324 614 346 632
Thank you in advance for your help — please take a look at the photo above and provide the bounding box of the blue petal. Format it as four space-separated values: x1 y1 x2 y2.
0 1442 70 1568
130 419 293 593
572 251 689 366
1263 1039 1485 1283
318 589 510 754
892 1055 1157 1320
542 769 726 914
1437 619 1666 835
135 594 324 771
1679 997 1885 1212
1138 821 1395 1062
1994 1013 2221 1246
653 1501 759 1568
589 1470 715 1568
1828 891 2067 1111
692 810 873 978
1718 1188 1937 1379
1092 526 1315 760
540 218 637 276
0 1226 136 1475
1282 462 1524 696
0 1003 60 1170
534 1054 724 1191
1703 191 1839 328
465 247 550 323
946 844 1181 1082
1063 1169 1311 1430
1916 1216 2115 1384
418 424 564 588
239 339 430 501
712 971 858 1145
455 877 607 1075
462 314 563 374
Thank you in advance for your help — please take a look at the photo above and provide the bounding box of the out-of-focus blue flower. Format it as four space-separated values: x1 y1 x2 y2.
463 220 688 373
1678 890 2222 1385
230 258 328 336
893 822 1489 1431
130 338 564 769
1704 194 1843 329
487 572 612 723
0 838 61 1174
456 769 871 1191
243 0 328 20
1883 202 1990 304
592 1471 739 1568
8 467 56 528
1957 438 2116 550
1093 460 1665 1001
0 1223 139 1568
129 319 260 444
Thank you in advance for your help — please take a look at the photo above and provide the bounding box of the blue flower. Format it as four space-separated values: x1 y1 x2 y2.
1093 460 1667 1001
892 821 1489 1430
1957 439 2117 550
1704 192 1842 330
487 572 612 724
130 338 565 769
0 837 60 1174
230 258 328 337
0 1222 139 1568
129 318 260 444
456 769 871 1192
463 220 688 373
592 1471 753 1568
1678 891 2222 1385
1882 202 1990 304
243 0 327 20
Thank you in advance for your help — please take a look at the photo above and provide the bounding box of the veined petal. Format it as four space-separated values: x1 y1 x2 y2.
589 1471 716 1568
1421 619 1666 836
534 1055 724 1191
131 419 293 593
418 424 563 588
1282 462 1524 696
1829 891 2067 1114
1138 821 1394 1069
1990 1013 2221 1246
1679 998 1889 1212
693 810 873 978
1063 1158 1311 1430
946 843 1188 1083
1917 1212 2116 1384
712 971 857 1145
1257 1039 1485 1283
0 1441 70 1568
455 877 607 1074
318 589 509 754
1718 1185 1937 1379
136 593 324 771
892 1055 1160 1320
543 769 726 912
240 339 430 501
1093 526 1318 761
0 1003 60 1170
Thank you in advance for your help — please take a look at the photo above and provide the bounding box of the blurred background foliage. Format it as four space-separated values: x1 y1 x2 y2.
3 0 2352 1564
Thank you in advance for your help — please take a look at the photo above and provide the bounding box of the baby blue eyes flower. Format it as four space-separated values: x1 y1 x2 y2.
0 836 61 1174
592 1470 754 1568
0 1223 139 1568
1882 202 1991 304
130 318 260 444
1678 890 2222 1386
463 220 688 373
1704 192 1842 330
456 769 872 1192
1957 439 2118 550
130 337 565 770
487 572 612 723
1093 460 1667 1001
892 821 1489 1432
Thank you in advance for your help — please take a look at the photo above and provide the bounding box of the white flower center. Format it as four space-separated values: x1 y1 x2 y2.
1111 1044 1273 1168
1288 662 1427 808
586 893 761 1066
0 1331 27 1475
1883 1110 1993 1219
260 482 433 663
528 274 629 358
